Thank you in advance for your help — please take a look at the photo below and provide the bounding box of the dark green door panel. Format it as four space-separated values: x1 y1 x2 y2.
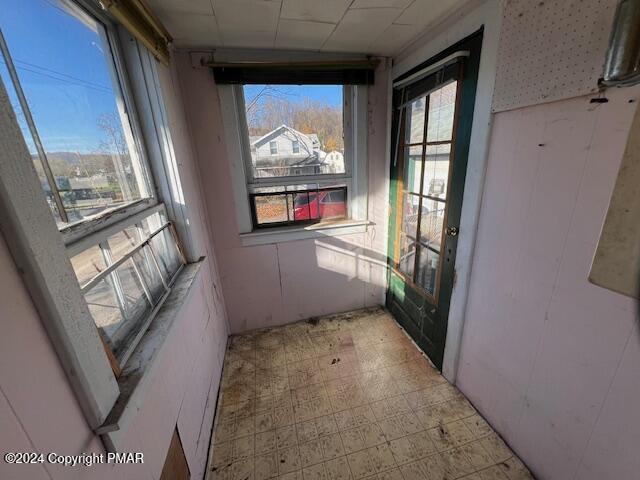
386 30 483 371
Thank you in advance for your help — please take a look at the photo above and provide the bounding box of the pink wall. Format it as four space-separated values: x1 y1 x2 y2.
0 55 229 480
175 53 391 333
457 86 640 480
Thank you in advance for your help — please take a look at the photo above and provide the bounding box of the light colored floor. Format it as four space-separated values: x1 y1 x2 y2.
207 308 534 480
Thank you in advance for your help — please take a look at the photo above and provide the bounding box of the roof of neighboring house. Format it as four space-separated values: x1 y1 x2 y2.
251 125 318 148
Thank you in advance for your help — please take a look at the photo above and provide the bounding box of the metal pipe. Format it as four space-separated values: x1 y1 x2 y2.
603 0 640 86
0 28 69 222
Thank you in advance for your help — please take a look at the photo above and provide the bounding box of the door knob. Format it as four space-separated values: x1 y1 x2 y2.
446 226 459 236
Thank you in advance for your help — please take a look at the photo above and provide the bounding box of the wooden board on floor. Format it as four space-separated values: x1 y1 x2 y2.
160 428 190 480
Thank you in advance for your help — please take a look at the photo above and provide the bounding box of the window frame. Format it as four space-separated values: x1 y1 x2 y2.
49 0 160 246
237 84 355 189
1 0 184 369
219 80 368 241
0 0 196 432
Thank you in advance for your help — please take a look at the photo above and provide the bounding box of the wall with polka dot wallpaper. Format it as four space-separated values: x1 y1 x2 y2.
492 0 618 112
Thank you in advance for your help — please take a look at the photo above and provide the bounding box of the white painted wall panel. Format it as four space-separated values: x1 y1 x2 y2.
175 52 391 333
458 86 640 480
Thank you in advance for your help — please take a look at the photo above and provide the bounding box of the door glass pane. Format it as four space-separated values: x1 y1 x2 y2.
0 0 151 226
403 145 423 194
405 96 426 144
399 232 416 279
427 81 457 142
401 193 421 239
416 246 439 296
419 199 446 251
423 144 451 200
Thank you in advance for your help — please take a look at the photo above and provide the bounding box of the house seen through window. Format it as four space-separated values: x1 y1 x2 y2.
243 84 348 227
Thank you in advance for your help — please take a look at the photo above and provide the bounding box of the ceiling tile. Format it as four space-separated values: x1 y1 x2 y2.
350 0 414 8
212 0 281 31
147 0 214 15
368 23 424 55
322 7 402 53
275 20 336 50
161 12 221 47
394 0 464 26
219 29 277 49
281 0 352 24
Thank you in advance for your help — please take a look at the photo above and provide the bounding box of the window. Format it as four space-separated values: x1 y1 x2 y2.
0 0 184 373
241 84 352 228
70 207 184 366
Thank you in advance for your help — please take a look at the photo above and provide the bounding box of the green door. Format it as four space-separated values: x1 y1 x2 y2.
387 31 482 371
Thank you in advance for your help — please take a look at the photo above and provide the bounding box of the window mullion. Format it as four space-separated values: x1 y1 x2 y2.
412 95 431 284
0 29 69 223
146 241 170 291
129 254 154 306
99 241 128 318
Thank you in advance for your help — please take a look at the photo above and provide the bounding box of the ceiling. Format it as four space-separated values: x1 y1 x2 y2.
147 0 469 56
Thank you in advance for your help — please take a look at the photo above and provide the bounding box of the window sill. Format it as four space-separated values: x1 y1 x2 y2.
239 219 372 246
95 259 204 451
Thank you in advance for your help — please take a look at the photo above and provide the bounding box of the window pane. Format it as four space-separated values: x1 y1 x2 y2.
140 211 166 236
253 186 347 226
405 96 426 144
416 246 439 296
398 232 416 279
403 145 423 194
132 247 166 304
427 81 457 142
422 144 451 200
244 85 344 178
0 61 64 224
317 188 347 220
86 261 150 360
107 225 141 262
419 199 446 251
0 0 150 227
71 244 106 287
117 259 151 321
254 194 289 224
85 276 124 349
292 191 320 221
150 228 182 281
401 193 420 239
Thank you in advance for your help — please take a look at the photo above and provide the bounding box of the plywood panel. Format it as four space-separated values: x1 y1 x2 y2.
492 0 617 112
